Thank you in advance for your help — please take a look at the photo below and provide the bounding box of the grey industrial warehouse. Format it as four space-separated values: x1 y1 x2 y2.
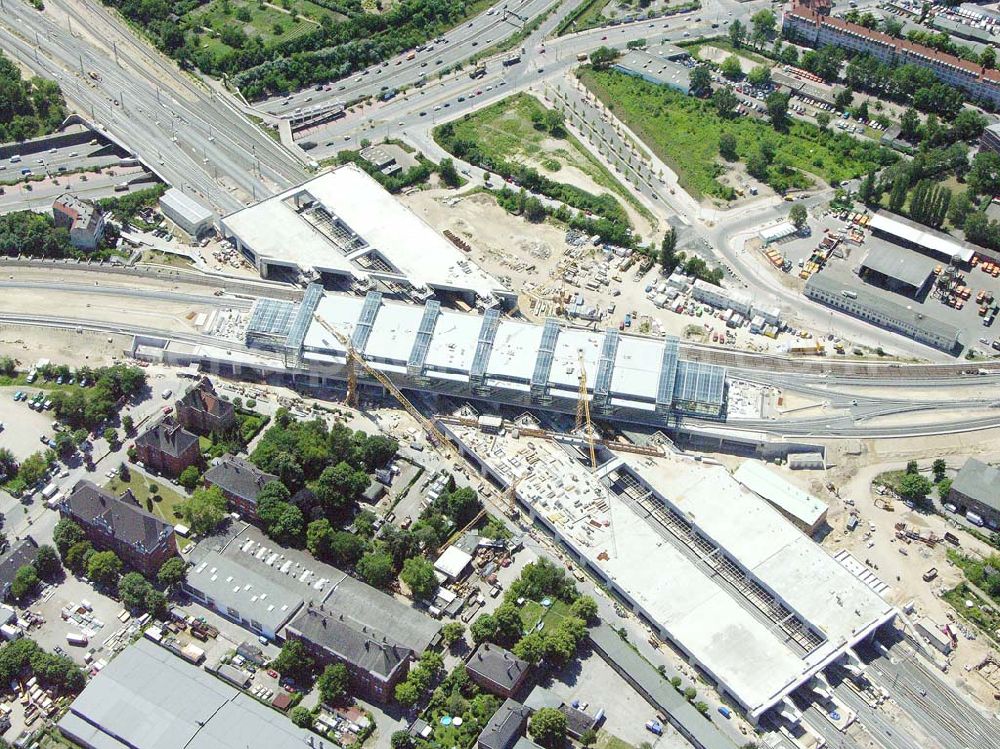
804 273 961 353
59 638 309 749
947 457 1000 528
159 188 216 238
439 422 897 725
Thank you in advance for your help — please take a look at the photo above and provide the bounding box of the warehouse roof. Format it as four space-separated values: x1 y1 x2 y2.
185 551 303 634
613 51 692 92
868 211 975 263
434 545 473 579
733 461 828 529
805 273 961 344
859 243 936 289
951 457 1000 512
58 638 309 749
220 164 510 301
445 425 896 720
160 188 215 226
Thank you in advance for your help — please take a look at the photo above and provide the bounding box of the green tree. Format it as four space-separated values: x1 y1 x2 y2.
816 111 831 130
530 707 568 749
906 460 919 475
53 519 85 557
357 551 395 589
121 414 134 434
900 107 920 142
290 706 313 728
932 458 947 483
87 551 123 589
103 427 118 446
157 557 187 588
118 572 152 611
470 613 497 643
747 65 771 87
721 56 743 81
441 621 465 647
660 227 678 271
789 203 808 230
718 131 738 162
729 19 746 49
899 473 933 502
54 433 76 459
750 9 776 45
401 556 438 600
982 46 997 70
588 46 621 70
689 65 711 98
513 630 547 665
569 595 598 623
306 518 335 559
272 640 314 684
317 663 350 705
968 151 1000 197
10 565 38 600
438 158 461 188
391 731 414 749
179 485 228 534
394 679 420 707
64 541 94 575
33 545 61 579
311 462 369 516
766 91 790 130
178 466 201 492
712 87 738 119
937 478 953 499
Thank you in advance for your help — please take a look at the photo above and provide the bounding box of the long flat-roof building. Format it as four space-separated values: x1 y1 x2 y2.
733 461 828 535
867 211 976 264
220 164 513 309
783 0 1000 107
286 290 727 419
159 188 216 238
183 551 303 640
59 638 309 749
441 423 896 724
804 273 961 353
612 50 692 94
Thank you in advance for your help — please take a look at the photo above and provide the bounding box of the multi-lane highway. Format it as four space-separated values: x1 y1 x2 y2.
1 0 306 213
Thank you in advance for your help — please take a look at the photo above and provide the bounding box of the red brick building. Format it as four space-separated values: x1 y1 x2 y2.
466 643 531 698
203 454 277 521
134 418 200 477
62 481 177 577
175 378 236 436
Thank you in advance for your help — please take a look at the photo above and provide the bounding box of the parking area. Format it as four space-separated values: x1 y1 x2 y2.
0 386 61 461
30 575 126 668
538 649 691 749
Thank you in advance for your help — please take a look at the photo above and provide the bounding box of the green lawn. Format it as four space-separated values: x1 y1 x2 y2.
578 67 896 201
595 731 637 749
437 92 649 223
187 0 332 61
519 598 570 634
106 471 188 528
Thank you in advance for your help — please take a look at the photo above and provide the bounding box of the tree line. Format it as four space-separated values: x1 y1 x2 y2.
0 51 67 142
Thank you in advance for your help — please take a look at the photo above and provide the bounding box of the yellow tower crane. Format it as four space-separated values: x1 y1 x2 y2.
504 474 523 519
576 352 598 470
312 314 477 486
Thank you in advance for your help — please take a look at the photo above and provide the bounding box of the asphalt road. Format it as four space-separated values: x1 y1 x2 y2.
0 0 306 214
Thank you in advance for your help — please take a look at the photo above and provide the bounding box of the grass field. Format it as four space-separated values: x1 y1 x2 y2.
187 0 332 60
519 598 570 635
595 732 637 749
106 471 187 528
439 93 649 223
680 36 774 67
578 67 895 201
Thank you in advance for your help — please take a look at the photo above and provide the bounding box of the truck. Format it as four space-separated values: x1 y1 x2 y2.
503 53 521 66
41 483 59 501
922 568 938 582
841 290 858 299
644 721 663 736
66 632 88 647
469 64 487 79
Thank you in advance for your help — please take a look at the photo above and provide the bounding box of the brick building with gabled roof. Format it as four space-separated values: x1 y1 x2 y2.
175 378 236 436
134 417 200 477
61 480 177 577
